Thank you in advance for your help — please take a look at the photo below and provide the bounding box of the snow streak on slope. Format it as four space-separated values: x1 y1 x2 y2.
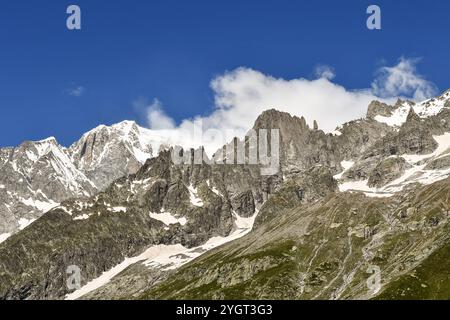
142 211 258 271
17 218 36 231
20 197 59 212
65 211 258 300
0 233 11 244
333 161 355 180
337 133 450 197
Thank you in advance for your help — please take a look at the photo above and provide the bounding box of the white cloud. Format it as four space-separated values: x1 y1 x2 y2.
141 58 438 155
146 99 176 130
371 57 438 101
314 65 336 80
67 85 85 97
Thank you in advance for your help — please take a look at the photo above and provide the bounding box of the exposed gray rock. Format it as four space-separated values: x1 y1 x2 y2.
424 155 450 170
133 177 450 300
363 122 438 158
368 157 411 188
366 100 393 119
253 109 341 176
230 190 255 218
0 142 280 299
342 156 382 182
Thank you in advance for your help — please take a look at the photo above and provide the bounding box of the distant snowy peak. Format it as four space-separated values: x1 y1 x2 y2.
71 121 145 166
32 138 93 192
68 121 171 190
30 137 59 158
373 90 450 127
14 137 60 171
0 118 174 235
0 137 95 235
9 137 90 190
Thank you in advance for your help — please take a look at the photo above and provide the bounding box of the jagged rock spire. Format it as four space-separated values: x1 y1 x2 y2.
313 120 319 130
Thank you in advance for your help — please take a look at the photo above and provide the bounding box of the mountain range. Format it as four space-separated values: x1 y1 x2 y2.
0 90 449 300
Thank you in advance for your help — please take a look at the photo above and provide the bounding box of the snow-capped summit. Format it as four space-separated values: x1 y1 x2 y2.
0 119 178 237
68 120 171 189
0 137 95 236
373 89 450 127
414 89 450 117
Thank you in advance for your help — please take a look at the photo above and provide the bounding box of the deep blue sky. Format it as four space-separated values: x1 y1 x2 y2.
0 0 449 147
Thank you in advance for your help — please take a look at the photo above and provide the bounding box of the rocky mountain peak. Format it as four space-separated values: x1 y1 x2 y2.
68 121 156 190
366 100 392 119
405 106 421 123
253 109 310 132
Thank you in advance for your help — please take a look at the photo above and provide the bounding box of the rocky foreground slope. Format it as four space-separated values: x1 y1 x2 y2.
132 177 449 300
0 90 449 300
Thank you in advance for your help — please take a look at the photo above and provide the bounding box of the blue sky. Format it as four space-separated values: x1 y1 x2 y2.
0 0 449 147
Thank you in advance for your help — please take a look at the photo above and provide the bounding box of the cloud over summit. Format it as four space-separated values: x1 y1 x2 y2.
371 57 438 101
140 57 438 155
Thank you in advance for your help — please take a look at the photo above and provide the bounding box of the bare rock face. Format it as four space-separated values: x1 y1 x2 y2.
425 155 450 170
368 157 410 188
136 177 450 300
230 190 255 218
363 121 438 158
341 156 382 182
332 119 394 162
366 100 393 119
254 165 338 229
0 143 281 299
252 109 341 176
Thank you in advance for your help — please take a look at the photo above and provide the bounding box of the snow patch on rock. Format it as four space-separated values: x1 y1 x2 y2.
188 185 204 207
0 233 11 244
338 133 450 197
149 211 188 226
18 218 36 230
374 92 449 127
